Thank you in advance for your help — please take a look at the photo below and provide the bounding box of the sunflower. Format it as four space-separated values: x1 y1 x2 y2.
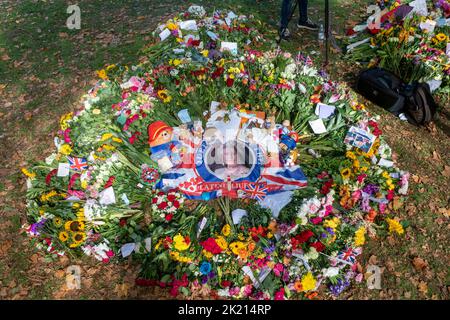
436 33 448 42
71 232 86 247
65 220 85 232
59 231 69 242
157 89 172 103
340 168 351 180
53 217 63 227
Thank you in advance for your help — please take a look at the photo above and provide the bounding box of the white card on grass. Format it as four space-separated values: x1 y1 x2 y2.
419 19 436 33
99 186 116 205
210 101 221 113
57 163 70 177
315 103 336 119
178 109 192 123
232 209 247 225
220 41 238 55
121 243 136 258
409 0 428 17
179 20 197 31
309 118 327 134
446 43 450 57
121 193 130 205
159 28 171 41
378 158 394 168
207 31 218 41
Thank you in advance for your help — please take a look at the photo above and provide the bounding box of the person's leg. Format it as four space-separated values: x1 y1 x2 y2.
299 0 308 24
297 0 318 30
280 0 291 30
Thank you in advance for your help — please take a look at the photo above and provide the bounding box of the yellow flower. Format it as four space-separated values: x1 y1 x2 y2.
382 171 390 179
60 112 73 130
222 224 231 237
92 108 101 115
53 217 63 227
96 69 108 80
436 33 447 42
340 168 351 180
65 220 84 232
301 272 317 292
215 236 228 250
203 250 213 259
112 137 123 143
101 133 113 141
173 234 190 251
166 22 178 30
354 226 366 247
172 59 182 67
201 50 209 57
81 180 88 189
59 144 72 155
346 151 356 160
353 159 360 170
72 232 86 245
323 217 340 230
59 231 69 242
106 64 116 71
21 168 36 180
386 218 404 235
157 89 172 103
229 241 246 255
40 190 58 202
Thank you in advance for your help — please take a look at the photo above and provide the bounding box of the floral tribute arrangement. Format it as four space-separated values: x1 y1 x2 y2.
346 0 450 93
22 6 410 300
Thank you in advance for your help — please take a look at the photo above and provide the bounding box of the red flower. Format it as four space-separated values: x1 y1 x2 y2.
167 194 176 202
221 280 231 288
119 219 127 227
226 77 234 87
45 169 57 186
200 237 223 254
152 197 158 204
165 213 173 222
104 176 116 189
158 202 168 210
157 191 165 196
211 67 224 79
291 230 314 249
173 200 180 209
310 241 325 252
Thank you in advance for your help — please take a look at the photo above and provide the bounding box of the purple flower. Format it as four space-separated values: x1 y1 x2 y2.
363 184 379 195
329 279 350 296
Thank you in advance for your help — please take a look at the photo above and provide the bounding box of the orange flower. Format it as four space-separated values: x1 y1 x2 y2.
310 94 321 104
294 281 303 292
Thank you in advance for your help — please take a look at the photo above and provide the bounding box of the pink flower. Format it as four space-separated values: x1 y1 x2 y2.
273 263 284 277
310 217 322 225
274 288 285 300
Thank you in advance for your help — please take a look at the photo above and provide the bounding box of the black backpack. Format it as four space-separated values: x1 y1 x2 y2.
356 68 438 125
356 68 405 115
401 82 438 125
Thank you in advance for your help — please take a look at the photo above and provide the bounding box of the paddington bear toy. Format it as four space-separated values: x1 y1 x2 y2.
147 121 181 170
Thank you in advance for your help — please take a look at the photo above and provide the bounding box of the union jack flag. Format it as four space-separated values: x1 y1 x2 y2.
337 247 362 265
243 183 268 201
67 156 88 171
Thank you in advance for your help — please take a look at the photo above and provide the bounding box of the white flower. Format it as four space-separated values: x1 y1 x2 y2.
322 267 339 278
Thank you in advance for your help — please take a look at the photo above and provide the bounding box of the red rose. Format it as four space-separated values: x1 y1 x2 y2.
158 202 168 210
165 213 173 222
221 280 231 288
157 191 165 196
119 219 127 227
226 77 234 87
173 200 180 209
310 241 325 252
152 198 158 204
167 194 176 202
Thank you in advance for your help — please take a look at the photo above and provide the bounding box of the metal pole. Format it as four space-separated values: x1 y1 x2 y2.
324 0 330 67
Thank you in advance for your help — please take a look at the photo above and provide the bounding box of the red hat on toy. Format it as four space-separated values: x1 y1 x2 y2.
148 121 172 144
289 131 299 142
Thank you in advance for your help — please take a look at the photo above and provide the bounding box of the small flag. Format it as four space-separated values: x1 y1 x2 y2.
67 156 88 171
